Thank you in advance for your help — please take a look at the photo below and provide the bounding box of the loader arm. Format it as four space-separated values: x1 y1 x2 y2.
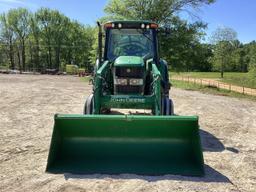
93 61 110 114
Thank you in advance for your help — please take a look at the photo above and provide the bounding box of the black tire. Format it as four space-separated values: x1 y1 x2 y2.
161 97 174 115
161 97 168 115
101 108 111 114
83 94 94 114
169 98 174 115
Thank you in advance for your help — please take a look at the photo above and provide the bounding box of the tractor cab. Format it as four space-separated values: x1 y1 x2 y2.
103 21 160 96
104 21 158 62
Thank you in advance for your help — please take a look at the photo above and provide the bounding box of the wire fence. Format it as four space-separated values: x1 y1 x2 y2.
172 76 256 97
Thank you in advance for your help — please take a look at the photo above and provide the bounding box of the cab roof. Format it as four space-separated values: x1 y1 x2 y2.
103 20 158 29
105 20 158 25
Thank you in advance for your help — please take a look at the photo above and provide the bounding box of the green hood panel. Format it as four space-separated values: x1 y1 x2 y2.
114 56 144 67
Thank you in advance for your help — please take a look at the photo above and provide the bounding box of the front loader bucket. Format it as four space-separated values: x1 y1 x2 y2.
46 115 204 176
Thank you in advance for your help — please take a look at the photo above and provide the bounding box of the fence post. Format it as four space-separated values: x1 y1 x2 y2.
229 84 231 92
201 79 202 87
243 86 245 95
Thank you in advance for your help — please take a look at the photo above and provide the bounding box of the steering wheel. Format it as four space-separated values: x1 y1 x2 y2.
116 41 147 56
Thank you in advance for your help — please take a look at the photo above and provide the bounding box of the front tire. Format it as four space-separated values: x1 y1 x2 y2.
101 108 111 114
83 94 94 114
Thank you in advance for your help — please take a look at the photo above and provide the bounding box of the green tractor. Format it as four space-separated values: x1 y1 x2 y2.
84 21 172 115
46 21 204 176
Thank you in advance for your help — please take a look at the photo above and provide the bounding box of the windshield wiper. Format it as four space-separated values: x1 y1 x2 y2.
136 29 153 42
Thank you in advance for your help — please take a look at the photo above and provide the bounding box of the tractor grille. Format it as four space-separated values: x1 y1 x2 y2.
115 67 144 78
114 66 144 95
116 85 143 94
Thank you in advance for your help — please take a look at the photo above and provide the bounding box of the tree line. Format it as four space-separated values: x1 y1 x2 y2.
0 8 95 73
0 0 255 78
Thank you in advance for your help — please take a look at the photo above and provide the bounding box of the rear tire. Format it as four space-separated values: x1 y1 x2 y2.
83 94 94 114
162 97 174 115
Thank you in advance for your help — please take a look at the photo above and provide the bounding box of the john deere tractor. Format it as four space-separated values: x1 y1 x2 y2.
84 21 172 115
46 21 204 176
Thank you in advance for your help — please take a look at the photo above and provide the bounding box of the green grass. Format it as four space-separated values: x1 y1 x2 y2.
80 76 92 82
172 80 256 101
171 72 218 78
0 66 9 70
220 76 256 89
171 72 256 89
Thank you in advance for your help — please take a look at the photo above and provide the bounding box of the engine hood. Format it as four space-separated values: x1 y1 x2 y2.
114 56 144 67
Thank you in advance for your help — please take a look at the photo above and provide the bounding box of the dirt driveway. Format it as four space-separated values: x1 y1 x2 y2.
0 74 255 192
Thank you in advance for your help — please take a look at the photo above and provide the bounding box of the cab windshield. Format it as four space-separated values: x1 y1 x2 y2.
107 29 154 61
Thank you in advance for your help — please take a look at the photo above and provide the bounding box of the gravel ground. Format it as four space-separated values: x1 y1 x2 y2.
0 74 255 192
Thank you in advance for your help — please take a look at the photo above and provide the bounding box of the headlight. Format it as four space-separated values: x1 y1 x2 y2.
129 79 144 86
114 78 128 85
